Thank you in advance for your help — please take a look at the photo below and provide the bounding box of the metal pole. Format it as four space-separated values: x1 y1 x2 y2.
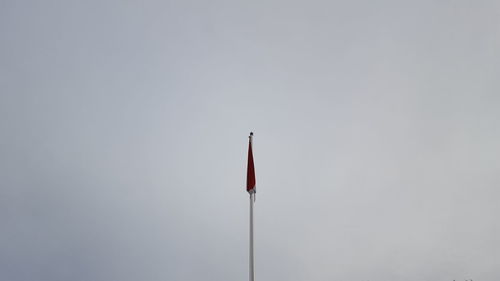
249 192 254 281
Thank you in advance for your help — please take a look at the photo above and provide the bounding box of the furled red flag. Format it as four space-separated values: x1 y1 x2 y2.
247 132 256 194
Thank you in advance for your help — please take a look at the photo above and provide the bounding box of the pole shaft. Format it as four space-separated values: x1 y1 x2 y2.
249 193 254 281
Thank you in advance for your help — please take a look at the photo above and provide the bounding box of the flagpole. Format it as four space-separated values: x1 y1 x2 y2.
247 132 256 281
249 192 254 281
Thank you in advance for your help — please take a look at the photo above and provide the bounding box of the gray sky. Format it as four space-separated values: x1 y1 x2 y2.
1 1 500 280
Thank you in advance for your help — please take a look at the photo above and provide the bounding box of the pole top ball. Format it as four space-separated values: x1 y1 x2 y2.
250 132 253 136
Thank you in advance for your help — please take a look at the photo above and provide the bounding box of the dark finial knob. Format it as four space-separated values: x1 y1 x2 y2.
250 132 253 136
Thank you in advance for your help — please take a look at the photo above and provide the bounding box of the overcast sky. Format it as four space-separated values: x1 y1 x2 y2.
1 1 500 281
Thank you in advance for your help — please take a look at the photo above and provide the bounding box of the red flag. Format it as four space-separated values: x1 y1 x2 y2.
247 132 256 193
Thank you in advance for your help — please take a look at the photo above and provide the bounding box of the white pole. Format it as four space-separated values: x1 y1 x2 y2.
249 192 255 281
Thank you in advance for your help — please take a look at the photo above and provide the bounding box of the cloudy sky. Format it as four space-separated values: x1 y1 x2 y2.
1 1 500 280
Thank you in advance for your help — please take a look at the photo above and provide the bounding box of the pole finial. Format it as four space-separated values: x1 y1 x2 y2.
250 132 253 136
